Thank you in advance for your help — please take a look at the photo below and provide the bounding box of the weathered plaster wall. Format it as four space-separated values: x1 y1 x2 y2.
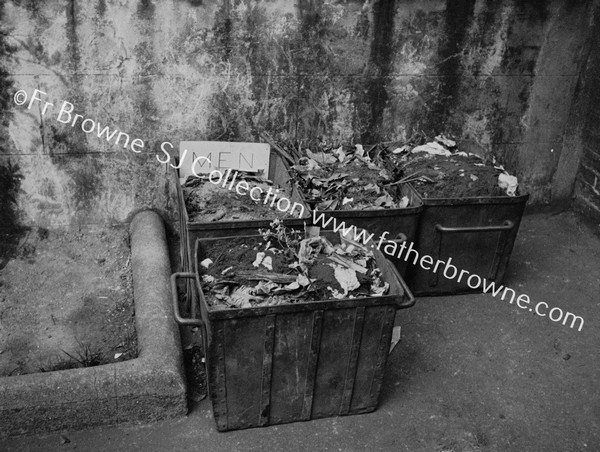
573 4 600 222
0 0 597 230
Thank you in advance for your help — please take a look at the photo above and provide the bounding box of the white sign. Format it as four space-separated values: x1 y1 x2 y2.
179 141 270 179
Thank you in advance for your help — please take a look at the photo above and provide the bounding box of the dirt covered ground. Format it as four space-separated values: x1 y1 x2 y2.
0 227 137 377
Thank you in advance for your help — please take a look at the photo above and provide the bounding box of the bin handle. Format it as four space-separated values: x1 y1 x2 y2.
386 234 408 247
394 269 416 309
394 232 408 243
171 272 205 328
383 233 413 308
429 220 515 287
435 220 514 234
171 272 210 402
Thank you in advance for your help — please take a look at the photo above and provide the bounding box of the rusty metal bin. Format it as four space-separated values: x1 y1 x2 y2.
305 184 423 278
406 193 529 295
171 233 415 431
176 150 309 274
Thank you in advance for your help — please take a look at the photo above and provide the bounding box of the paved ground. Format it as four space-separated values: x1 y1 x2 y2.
2 211 599 452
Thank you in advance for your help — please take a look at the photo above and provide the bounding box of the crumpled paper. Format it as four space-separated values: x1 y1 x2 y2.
411 141 452 157
498 173 518 197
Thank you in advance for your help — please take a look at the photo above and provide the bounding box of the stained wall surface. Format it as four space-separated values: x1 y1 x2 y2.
0 0 598 230
573 4 600 223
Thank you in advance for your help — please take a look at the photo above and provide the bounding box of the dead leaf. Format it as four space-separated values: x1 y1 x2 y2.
202 274 216 284
370 281 389 296
253 280 279 295
379 169 392 179
273 281 301 294
333 146 346 162
212 286 229 300
435 134 456 148
298 236 336 268
292 157 321 172
323 172 348 183
310 177 323 188
327 254 368 274
498 172 518 196
339 230 371 253
411 142 452 157
327 286 346 299
252 252 265 268
210 209 227 222
200 258 213 269
229 286 255 308
392 144 411 154
305 226 321 238
297 274 311 286
262 256 273 271
355 257 368 267
237 271 296 284
318 199 339 210
374 193 394 207
362 183 380 193
307 150 337 165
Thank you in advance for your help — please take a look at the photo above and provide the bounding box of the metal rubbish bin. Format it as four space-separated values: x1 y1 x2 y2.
171 233 415 431
303 183 423 278
406 193 529 295
176 149 310 274
175 150 310 319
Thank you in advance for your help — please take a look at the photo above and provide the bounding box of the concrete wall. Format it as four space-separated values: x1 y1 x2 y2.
0 0 598 231
573 5 600 222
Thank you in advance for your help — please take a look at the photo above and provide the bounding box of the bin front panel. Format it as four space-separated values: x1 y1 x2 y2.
311 308 357 418
216 316 269 430
206 303 401 430
269 311 314 424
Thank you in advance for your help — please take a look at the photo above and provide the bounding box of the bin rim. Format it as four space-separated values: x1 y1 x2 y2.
300 182 423 217
192 233 415 320
175 152 312 228
416 191 530 206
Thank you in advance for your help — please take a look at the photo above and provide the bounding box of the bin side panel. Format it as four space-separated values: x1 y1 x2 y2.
269 311 313 424
311 308 356 418
207 320 228 431
179 151 309 244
